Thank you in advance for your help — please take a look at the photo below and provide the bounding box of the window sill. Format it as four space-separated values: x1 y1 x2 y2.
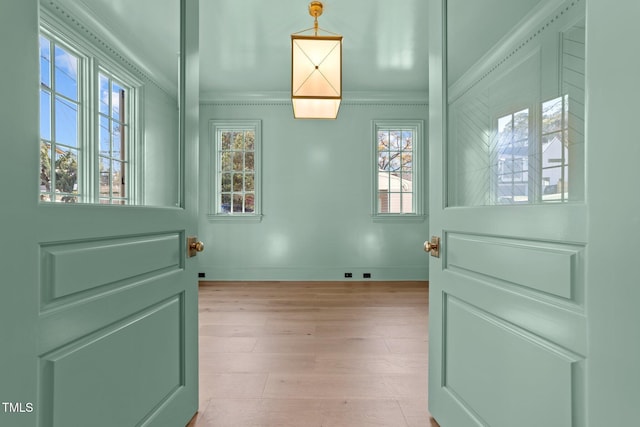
371 214 427 223
207 213 263 223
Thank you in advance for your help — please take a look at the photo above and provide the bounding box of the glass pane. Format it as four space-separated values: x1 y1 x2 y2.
402 193 413 213
221 173 231 192
55 97 78 147
55 149 78 195
99 116 110 156
233 194 243 212
378 130 389 151
245 152 255 171
232 131 244 150
233 152 243 171
99 74 109 115
221 132 231 150
220 194 231 213
378 152 389 171
542 134 563 167
233 173 243 191
112 82 124 121
40 90 51 140
112 161 123 197
245 174 255 191
113 122 124 160
542 97 563 134
245 131 255 150
401 152 412 172
390 131 401 150
100 158 111 196
388 193 401 213
40 142 51 193
40 36 51 87
221 152 232 171
245 194 255 213
401 131 413 150
54 45 78 101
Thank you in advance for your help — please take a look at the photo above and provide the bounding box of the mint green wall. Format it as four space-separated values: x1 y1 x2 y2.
197 100 429 281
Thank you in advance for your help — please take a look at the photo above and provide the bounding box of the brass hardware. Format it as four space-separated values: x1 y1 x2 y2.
424 236 441 258
187 237 204 258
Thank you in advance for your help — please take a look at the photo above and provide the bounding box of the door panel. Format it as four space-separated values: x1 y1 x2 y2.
444 295 578 427
0 1 200 426
428 0 587 426
40 296 183 426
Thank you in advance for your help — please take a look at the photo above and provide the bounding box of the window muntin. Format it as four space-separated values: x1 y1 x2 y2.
40 35 82 203
373 121 423 217
210 120 262 219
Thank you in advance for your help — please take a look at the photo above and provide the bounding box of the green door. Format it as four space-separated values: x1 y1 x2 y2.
428 0 588 425
0 1 200 426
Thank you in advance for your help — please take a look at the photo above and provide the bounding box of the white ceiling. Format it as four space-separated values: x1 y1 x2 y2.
199 0 429 97
51 0 547 99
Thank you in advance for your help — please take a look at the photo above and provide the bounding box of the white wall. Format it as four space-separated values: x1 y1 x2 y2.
198 100 429 281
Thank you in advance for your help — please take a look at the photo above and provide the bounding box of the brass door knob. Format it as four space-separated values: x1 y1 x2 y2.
424 236 441 258
187 237 204 257
190 241 204 252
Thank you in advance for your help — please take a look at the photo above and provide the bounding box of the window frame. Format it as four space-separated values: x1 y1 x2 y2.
372 120 425 221
39 10 143 205
208 120 263 222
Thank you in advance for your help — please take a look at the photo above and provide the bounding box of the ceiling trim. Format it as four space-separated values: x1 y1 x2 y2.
200 90 428 105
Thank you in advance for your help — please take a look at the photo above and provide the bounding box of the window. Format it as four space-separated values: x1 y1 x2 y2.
209 120 262 220
39 20 140 205
492 95 571 204
39 35 82 202
373 120 424 218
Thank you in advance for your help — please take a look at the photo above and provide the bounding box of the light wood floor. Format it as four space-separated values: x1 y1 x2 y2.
187 281 439 427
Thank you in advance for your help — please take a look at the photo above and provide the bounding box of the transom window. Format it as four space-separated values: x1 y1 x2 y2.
373 120 424 217
210 120 262 219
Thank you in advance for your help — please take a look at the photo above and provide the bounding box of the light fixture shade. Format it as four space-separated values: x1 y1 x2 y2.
291 35 342 119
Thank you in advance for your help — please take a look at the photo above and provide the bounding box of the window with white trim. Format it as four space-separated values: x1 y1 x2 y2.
373 120 424 217
39 34 82 202
209 120 262 219
39 22 139 204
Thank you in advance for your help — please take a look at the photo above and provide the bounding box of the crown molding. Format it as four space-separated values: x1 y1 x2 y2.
199 90 428 105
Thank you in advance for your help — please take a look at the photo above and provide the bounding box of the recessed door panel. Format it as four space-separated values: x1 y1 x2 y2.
39 297 183 427
444 296 579 427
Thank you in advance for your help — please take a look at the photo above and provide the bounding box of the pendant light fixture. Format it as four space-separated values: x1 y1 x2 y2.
291 1 342 119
